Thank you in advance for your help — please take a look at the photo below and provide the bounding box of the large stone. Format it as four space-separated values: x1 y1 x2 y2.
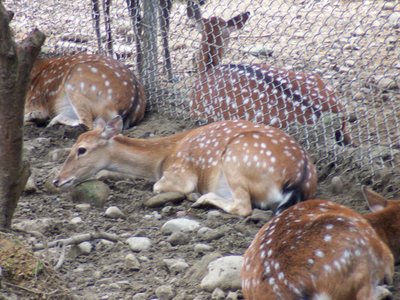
70 180 110 207
161 218 201 234
126 237 152 252
200 256 243 292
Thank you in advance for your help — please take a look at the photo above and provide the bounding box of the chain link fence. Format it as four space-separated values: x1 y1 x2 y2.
5 0 400 196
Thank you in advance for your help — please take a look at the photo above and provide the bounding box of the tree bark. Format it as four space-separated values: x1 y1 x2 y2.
0 2 45 229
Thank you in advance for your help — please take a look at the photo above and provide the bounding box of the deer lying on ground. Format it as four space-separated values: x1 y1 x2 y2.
53 116 317 216
242 186 399 299
25 53 146 130
187 2 352 145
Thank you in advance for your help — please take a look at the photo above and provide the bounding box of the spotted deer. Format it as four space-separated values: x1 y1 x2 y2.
53 117 317 216
187 2 352 145
241 186 400 299
25 53 146 130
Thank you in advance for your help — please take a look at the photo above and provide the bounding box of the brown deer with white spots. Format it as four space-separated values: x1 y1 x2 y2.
25 53 146 130
187 2 352 145
53 117 317 216
242 186 400 300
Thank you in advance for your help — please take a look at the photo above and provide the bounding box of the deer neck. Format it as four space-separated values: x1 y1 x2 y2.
108 131 189 180
197 34 225 75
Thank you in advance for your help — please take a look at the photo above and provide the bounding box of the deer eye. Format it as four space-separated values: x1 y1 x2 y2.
77 147 87 156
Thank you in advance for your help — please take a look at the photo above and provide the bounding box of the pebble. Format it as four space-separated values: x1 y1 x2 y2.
207 210 222 219
126 237 152 252
185 252 222 282
167 231 191 245
375 76 398 90
75 203 91 210
125 253 141 270
388 12 400 28
155 285 175 300
353 27 366 36
242 44 273 57
132 293 147 300
194 243 213 253
163 258 189 274
105 206 125 219
161 218 201 234
200 256 243 292
24 174 37 194
211 288 225 300
330 176 344 195
226 291 239 300
70 217 83 224
78 241 92 254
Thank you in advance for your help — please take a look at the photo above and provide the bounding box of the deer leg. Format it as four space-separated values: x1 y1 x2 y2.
153 169 197 194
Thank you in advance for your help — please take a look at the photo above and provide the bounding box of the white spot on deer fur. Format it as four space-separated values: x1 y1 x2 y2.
267 249 273 257
315 249 324 258
91 85 97 92
308 258 314 265
91 67 98 73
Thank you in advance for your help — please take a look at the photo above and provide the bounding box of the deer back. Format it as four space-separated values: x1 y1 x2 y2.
242 195 396 300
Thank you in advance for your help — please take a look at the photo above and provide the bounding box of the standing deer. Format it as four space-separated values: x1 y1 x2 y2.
241 186 400 299
25 53 146 130
187 2 352 145
53 117 317 216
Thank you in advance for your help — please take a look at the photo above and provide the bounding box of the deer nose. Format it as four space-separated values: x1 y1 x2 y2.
53 178 60 187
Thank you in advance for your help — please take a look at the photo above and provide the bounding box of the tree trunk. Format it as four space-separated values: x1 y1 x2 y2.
0 2 45 230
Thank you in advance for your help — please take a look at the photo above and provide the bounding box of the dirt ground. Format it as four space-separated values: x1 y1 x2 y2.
0 111 397 299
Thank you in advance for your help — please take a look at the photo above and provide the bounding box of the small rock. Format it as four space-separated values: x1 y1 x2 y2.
339 66 350 73
388 12 400 28
126 237 152 252
143 211 162 220
207 210 221 219
343 43 360 51
242 44 273 57
246 209 272 223
155 285 175 300
344 60 355 67
105 206 125 219
132 293 147 300
353 27 366 36
163 258 189 274
75 203 91 210
167 231 191 246
200 256 243 292
161 206 175 216
226 291 239 300
70 217 83 224
194 243 213 253
375 76 398 90
186 192 201 202
383 2 397 10
198 228 226 242
144 192 185 208
211 288 225 300
125 253 141 270
24 174 37 194
78 241 92 254
161 218 201 234
70 180 110 207
12 218 54 233
185 252 222 282
330 176 344 195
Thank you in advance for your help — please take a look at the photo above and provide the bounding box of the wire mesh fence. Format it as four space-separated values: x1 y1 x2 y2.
5 0 400 196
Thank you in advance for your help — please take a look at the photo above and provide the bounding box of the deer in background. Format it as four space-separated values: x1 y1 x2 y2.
53 117 317 216
242 186 400 299
187 2 352 145
25 53 146 130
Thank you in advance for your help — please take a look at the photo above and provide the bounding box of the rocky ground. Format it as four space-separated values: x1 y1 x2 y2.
0 111 398 299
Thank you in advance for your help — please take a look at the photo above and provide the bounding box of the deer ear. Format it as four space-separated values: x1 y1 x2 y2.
101 116 123 140
361 186 388 212
225 11 250 33
93 117 107 130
